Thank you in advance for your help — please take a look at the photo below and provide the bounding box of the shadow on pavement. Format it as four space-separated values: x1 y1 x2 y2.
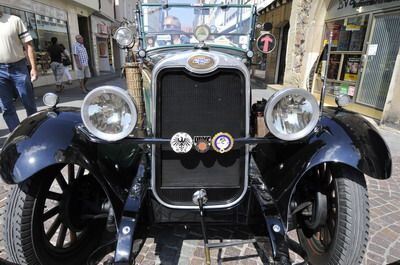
137 224 273 265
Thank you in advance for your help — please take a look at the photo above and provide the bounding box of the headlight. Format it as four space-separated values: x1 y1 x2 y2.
81 86 137 141
264 88 319 141
114 26 134 47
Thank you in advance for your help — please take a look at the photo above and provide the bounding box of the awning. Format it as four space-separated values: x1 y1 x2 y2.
257 0 275 12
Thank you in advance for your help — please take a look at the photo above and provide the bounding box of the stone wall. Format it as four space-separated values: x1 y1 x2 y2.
284 0 329 88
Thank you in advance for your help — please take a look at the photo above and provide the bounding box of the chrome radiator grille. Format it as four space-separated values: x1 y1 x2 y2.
154 68 247 207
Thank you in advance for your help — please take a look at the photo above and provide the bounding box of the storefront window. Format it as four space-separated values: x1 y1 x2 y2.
36 14 71 74
0 5 72 75
317 15 369 98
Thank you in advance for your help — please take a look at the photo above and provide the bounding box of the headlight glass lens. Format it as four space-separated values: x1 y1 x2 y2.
82 86 137 141
114 27 134 47
265 89 319 141
272 95 313 134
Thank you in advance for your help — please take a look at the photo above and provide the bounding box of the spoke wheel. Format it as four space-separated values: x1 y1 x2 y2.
296 164 369 265
3 164 107 265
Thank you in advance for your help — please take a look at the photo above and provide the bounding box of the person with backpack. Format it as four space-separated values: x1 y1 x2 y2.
47 37 65 92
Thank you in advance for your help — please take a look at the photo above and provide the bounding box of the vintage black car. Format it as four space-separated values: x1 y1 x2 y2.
0 2 392 265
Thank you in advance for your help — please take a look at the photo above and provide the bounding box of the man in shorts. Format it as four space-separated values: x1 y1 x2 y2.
73 35 91 93
0 10 38 132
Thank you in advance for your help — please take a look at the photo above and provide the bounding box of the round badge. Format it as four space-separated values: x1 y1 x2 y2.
194 136 211 153
170 132 193 153
194 25 211 42
211 132 234 154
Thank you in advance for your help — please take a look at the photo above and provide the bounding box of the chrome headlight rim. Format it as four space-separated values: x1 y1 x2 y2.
264 88 320 141
81 85 137 142
43 92 59 107
114 26 134 47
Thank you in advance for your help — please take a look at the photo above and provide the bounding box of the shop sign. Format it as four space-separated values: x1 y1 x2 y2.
97 24 109 34
33 1 67 21
1 0 31 11
327 0 400 19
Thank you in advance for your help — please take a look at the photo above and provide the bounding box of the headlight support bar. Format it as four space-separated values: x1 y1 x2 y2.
76 125 304 145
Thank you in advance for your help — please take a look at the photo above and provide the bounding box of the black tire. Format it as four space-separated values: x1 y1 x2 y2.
3 165 107 265
297 165 369 265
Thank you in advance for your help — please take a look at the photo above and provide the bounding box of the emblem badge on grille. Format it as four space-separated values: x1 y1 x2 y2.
187 55 215 70
170 132 193 153
211 132 234 154
193 136 211 153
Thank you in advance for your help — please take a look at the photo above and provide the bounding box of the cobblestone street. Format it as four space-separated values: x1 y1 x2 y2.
0 77 399 264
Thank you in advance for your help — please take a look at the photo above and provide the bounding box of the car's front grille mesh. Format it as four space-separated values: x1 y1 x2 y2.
157 69 246 138
155 68 246 206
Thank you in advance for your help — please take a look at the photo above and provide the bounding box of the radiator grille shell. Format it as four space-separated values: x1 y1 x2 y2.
154 68 247 207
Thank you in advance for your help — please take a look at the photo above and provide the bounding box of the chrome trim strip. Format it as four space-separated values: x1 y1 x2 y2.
150 50 251 210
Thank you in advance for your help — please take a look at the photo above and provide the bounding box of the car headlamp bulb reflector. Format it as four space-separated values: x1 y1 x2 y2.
81 86 137 141
264 88 319 141
114 26 134 47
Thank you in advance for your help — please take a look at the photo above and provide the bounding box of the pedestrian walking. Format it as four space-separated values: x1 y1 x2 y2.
47 37 65 92
73 35 91 93
0 10 38 132
60 43 72 85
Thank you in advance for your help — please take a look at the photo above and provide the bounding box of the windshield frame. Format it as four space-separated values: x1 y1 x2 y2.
137 2 257 53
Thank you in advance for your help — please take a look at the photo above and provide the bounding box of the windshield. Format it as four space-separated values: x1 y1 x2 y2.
139 1 254 51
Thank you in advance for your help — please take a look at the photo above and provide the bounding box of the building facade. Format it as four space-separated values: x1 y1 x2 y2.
114 0 136 67
259 0 400 127
314 0 400 127
0 0 133 87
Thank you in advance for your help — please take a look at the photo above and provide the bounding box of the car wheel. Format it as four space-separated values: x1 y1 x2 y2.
296 164 369 265
3 164 107 265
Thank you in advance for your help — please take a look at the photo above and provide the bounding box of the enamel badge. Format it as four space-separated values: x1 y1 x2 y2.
211 132 234 154
170 132 193 153
193 136 211 153
188 55 215 70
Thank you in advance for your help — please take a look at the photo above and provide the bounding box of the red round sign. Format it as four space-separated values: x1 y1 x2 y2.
256 32 277 54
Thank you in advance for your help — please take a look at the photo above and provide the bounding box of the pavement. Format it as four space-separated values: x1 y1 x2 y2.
0 76 399 264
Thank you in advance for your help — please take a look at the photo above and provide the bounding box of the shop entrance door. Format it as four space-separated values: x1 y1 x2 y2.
356 13 400 110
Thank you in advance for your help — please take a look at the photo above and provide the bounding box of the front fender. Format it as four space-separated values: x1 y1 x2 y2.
253 107 392 223
0 107 145 223
0 108 83 184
